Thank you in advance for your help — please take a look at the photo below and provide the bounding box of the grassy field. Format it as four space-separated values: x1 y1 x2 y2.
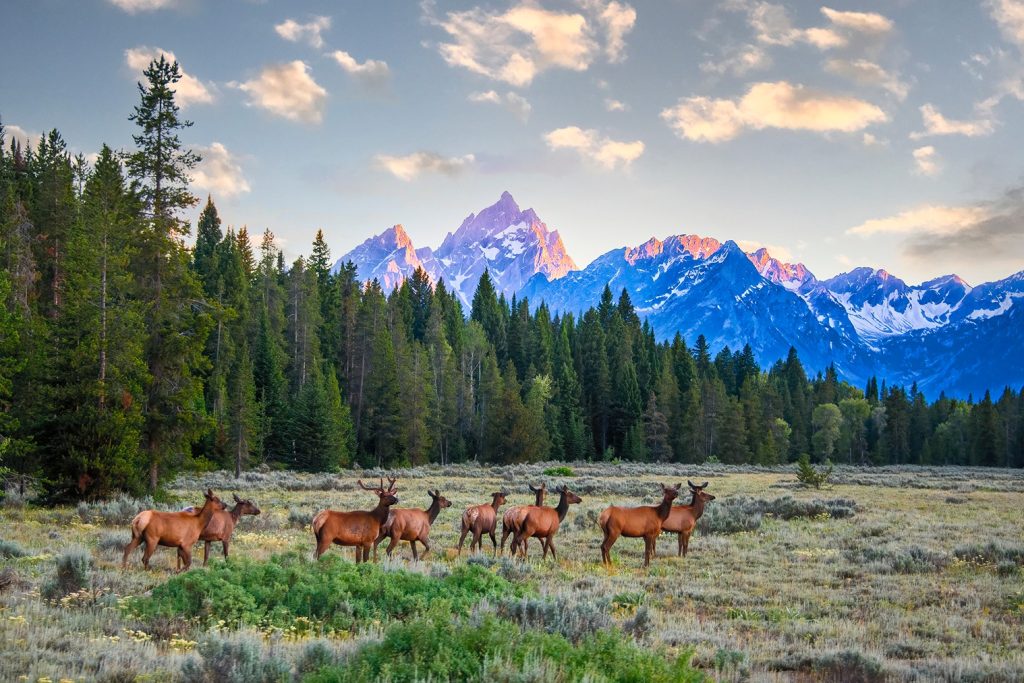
1 463 1023 682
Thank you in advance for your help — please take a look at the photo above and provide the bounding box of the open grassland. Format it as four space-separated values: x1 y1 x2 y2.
1 464 1023 682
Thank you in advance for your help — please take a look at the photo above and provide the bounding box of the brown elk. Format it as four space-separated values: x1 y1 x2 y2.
511 485 582 560
176 494 262 569
499 483 545 556
374 489 451 560
598 483 680 567
456 491 507 555
312 478 399 562
661 481 716 557
122 489 226 571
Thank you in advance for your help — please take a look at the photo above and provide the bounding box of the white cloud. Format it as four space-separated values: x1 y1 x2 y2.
862 132 888 147
374 151 476 181
544 126 644 169
274 16 331 49
910 103 996 139
846 205 989 236
191 142 250 198
824 59 908 99
604 98 628 112
4 124 42 151
661 81 886 143
912 146 940 177
581 0 637 62
700 44 771 76
468 90 532 121
735 239 794 262
425 0 635 86
107 0 175 13
125 46 215 108
232 61 327 124
988 0 1024 51
329 50 391 89
819 7 893 36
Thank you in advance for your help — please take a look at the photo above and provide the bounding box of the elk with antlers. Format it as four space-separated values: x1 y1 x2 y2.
500 483 545 556
312 477 399 562
176 494 262 569
374 489 451 560
122 489 226 571
661 481 716 557
510 485 582 560
456 490 507 555
599 483 680 567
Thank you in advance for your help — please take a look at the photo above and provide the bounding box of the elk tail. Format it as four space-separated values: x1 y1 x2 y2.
597 507 611 532
129 510 152 540
311 510 328 537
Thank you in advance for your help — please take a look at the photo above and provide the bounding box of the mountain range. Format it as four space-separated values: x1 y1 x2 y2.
333 192 1024 398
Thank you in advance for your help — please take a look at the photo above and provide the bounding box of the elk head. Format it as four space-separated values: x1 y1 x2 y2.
232 493 262 516
491 491 508 506
687 480 716 504
204 489 227 511
662 483 681 502
528 483 546 495
555 485 582 505
358 477 400 506
428 489 452 509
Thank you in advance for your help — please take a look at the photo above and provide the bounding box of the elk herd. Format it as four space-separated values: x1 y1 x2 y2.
122 478 715 572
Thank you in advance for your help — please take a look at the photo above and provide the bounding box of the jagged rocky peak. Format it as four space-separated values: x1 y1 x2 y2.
747 247 816 290
623 234 723 265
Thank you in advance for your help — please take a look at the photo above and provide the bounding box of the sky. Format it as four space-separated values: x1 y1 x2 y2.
3 0 1024 286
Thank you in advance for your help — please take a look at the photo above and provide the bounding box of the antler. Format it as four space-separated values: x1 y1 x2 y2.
357 479 382 493
385 476 398 493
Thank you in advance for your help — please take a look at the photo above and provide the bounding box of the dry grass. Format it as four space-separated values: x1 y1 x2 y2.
1 463 1022 681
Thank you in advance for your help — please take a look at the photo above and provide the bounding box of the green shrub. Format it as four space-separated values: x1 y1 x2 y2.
496 595 612 643
42 547 91 600
304 612 705 683
0 538 27 558
126 553 523 633
180 633 292 682
953 542 1024 566
543 465 575 477
796 453 833 489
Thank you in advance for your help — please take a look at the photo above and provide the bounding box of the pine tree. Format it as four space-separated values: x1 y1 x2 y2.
643 392 672 462
125 55 210 490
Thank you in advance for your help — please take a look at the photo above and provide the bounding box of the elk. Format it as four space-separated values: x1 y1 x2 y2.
599 483 680 567
312 478 399 562
122 489 226 571
511 485 582 560
661 481 716 557
500 483 546 556
374 489 451 560
177 494 262 569
456 491 507 555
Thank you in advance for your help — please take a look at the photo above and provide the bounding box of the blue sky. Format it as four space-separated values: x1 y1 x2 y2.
3 0 1024 286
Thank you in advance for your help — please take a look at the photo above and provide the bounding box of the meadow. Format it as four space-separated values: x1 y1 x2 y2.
1 463 1023 682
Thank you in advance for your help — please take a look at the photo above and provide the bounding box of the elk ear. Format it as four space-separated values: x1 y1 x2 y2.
687 480 697 490
701 481 709 489
206 488 214 499
233 493 242 503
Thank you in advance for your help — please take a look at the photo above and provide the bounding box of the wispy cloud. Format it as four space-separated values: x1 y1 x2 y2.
192 142 251 198
604 98 628 112
661 81 886 143
275 16 331 49
328 50 391 90
544 126 644 169
468 90 532 121
374 151 476 181
423 0 636 86
4 124 42 151
700 44 771 77
910 103 996 139
824 58 908 99
912 145 941 176
107 0 175 14
125 46 215 108
231 61 327 124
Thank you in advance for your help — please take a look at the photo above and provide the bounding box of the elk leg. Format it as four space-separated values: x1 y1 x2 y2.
471 529 483 553
457 525 470 554
489 529 498 555
419 535 430 559
677 532 684 557
203 541 210 567
499 527 510 555
546 538 556 561
643 536 654 567
141 537 157 570
222 539 229 560
315 535 331 560
385 535 400 558
601 529 619 565
409 540 418 561
178 546 192 572
122 534 141 568
682 531 691 557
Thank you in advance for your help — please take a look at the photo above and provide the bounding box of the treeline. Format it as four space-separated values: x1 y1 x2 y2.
2 58 1023 500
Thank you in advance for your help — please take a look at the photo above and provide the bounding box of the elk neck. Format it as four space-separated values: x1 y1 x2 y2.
372 497 393 523
655 493 674 521
228 504 244 523
688 494 708 520
426 498 442 524
555 492 570 522
198 499 219 526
